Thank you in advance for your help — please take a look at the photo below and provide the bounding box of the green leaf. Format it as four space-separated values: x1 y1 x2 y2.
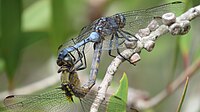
50 0 72 55
20 32 48 49
0 1 48 90
107 73 128 112
114 72 128 102
0 58 4 75
0 0 22 83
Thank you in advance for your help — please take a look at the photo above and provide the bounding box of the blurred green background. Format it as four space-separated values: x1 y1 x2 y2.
0 0 200 112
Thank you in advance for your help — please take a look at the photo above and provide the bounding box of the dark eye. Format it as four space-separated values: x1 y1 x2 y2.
57 59 63 66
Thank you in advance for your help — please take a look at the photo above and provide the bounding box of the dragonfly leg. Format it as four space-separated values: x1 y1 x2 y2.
80 44 87 70
69 51 76 63
108 34 116 57
67 44 86 71
115 33 135 64
119 30 138 41
70 49 84 71
76 44 87 71
70 39 79 62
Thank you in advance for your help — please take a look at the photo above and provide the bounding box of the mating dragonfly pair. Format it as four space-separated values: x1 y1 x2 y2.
1 1 183 112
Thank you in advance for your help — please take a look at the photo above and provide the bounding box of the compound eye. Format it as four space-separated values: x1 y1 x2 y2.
64 56 74 65
57 59 64 66
64 56 70 61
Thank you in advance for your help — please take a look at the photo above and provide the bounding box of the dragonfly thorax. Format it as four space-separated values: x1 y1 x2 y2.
113 13 126 28
95 17 119 37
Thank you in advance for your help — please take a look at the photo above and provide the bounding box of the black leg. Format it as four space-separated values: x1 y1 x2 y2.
108 34 116 57
68 53 75 63
119 30 138 41
76 44 87 71
115 33 133 64
81 43 87 69
78 39 87 68
73 48 84 71
69 40 87 71
70 46 77 62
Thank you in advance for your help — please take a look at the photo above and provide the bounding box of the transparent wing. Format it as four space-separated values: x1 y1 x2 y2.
121 1 184 34
100 36 127 51
79 90 138 112
3 89 138 112
76 22 96 43
3 89 79 112
100 2 183 51
58 40 93 58
58 20 97 54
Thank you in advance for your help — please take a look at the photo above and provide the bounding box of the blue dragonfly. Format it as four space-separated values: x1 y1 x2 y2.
57 1 183 72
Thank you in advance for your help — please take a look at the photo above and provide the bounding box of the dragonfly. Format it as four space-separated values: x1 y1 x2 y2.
57 1 183 71
1 67 138 112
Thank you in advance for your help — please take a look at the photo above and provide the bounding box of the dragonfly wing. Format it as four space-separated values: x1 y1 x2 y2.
99 36 127 51
58 21 95 53
78 90 138 112
121 2 183 34
98 2 183 52
76 22 96 43
3 88 77 112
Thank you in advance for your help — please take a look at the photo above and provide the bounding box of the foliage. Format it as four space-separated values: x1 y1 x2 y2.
107 73 128 112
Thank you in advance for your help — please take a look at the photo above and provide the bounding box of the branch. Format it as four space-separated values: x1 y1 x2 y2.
135 58 200 110
90 4 200 112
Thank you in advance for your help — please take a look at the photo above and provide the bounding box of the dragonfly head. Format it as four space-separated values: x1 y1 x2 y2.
57 55 75 73
114 14 126 28
57 54 74 65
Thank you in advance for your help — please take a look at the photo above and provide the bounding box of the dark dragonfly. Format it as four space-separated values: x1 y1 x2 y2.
57 1 183 71
1 69 137 112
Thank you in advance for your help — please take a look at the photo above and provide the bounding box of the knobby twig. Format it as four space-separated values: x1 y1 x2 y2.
90 4 200 112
